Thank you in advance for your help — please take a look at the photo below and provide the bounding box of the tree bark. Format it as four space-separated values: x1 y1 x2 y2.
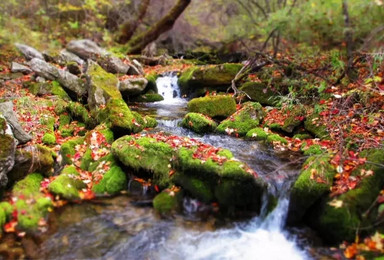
117 0 150 44
342 0 355 80
126 0 191 54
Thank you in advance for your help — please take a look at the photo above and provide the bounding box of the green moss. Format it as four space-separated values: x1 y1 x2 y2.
68 102 91 127
246 127 269 140
60 125 75 137
268 123 283 131
92 165 127 195
87 61 122 100
145 72 158 93
13 173 43 196
42 133 56 145
308 149 384 243
80 148 92 171
153 191 179 215
0 208 6 231
132 93 164 102
181 112 217 134
105 98 144 135
0 116 7 133
288 155 335 224
217 149 233 159
51 81 71 101
282 116 303 133
216 102 265 136
60 137 85 165
302 144 324 156
173 173 214 203
0 134 14 158
304 113 329 139
239 82 278 106
187 95 236 118
54 99 68 114
112 136 174 189
39 115 55 132
143 116 158 128
293 133 312 140
0 202 12 218
59 114 71 127
266 134 288 144
48 166 86 199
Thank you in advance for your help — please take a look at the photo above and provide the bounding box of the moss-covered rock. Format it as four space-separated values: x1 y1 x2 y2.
0 133 16 188
246 127 269 141
266 134 288 145
132 93 164 102
304 113 329 139
145 72 158 93
187 95 236 118
306 149 384 244
51 81 71 101
91 154 127 195
239 82 279 106
216 102 265 136
143 116 157 128
60 137 85 165
173 173 214 203
67 101 92 127
287 154 335 224
181 113 217 134
86 60 122 112
48 165 86 199
102 98 144 135
11 173 53 231
302 144 325 156
178 64 243 95
8 145 54 183
153 190 180 216
42 133 56 145
112 135 174 189
293 133 312 140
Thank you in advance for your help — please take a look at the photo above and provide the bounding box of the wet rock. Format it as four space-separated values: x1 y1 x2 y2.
187 95 236 118
119 77 148 96
0 102 32 144
239 82 279 106
86 60 122 111
181 112 217 134
28 58 86 99
66 39 106 60
11 62 32 74
178 63 242 96
216 102 265 136
15 43 44 61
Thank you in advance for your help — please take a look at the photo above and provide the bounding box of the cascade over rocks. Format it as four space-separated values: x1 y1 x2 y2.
15 43 45 61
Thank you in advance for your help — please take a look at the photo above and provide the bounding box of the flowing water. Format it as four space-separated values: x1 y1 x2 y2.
29 74 313 259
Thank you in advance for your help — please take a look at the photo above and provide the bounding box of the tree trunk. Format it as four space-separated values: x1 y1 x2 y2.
342 0 355 80
126 0 191 54
117 0 150 44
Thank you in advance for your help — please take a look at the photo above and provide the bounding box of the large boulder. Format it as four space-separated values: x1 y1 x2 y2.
112 133 267 214
28 58 86 99
119 77 148 96
97 55 130 74
0 102 32 144
305 149 384 244
239 82 279 106
15 43 44 61
11 62 32 74
59 49 85 66
187 95 236 118
216 102 265 136
66 39 106 60
86 60 122 111
178 64 242 96
0 116 16 188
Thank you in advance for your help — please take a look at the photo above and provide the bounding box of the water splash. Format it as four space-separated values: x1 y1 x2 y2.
156 72 185 104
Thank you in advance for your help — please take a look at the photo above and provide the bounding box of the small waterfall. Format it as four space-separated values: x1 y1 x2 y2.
156 72 185 104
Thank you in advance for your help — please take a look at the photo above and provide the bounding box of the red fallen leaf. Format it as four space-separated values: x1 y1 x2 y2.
4 220 18 233
154 185 160 192
377 195 384 204
319 99 326 105
79 190 95 200
12 210 18 220
169 169 176 177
